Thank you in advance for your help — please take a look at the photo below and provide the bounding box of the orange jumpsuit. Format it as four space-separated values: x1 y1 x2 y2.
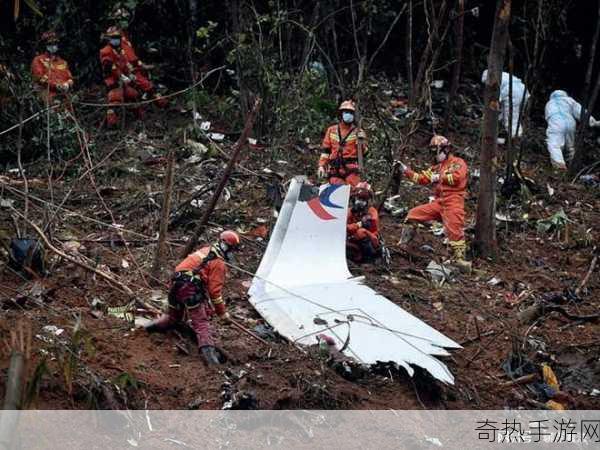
320 122 368 186
347 206 380 262
150 246 228 348
404 154 468 242
31 53 73 103
120 33 166 106
100 43 142 125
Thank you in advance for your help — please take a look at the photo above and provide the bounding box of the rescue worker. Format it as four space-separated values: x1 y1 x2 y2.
31 31 74 104
318 100 368 186
109 7 168 108
398 135 471 272
481 70 529 140
544 90 600 170
100 27 142 126
145 230 240 365
346 182 380 263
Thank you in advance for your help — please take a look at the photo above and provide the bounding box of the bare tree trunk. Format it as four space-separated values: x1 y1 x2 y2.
506 40 515 181
474 0 512 258
181 98 262 258
570 0 600 176
406 0 414 97
443 0 465 134
152 148 175 280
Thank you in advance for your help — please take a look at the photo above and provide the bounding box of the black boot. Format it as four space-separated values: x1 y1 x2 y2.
359 238 378 262
200 345 221 365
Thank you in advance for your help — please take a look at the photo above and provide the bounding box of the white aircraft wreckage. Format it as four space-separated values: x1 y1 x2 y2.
248 177 460 384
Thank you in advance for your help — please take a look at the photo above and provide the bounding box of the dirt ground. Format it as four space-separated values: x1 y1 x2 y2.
1 100 599 410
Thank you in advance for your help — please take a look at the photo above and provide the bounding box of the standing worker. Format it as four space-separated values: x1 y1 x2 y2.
31 31 74 104
346 182 380 263
397 135 471 272
481 70 529 141
145 231 240 365
544 90 600 170
317 100 368 186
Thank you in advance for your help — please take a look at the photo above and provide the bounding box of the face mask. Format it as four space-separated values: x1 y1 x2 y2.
342 112 354 124
436 150 448 164
110 38 121 47
47 45 58 54
352 199 367 212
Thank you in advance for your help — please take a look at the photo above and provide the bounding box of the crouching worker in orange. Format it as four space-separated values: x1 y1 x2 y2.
145 231 240 365
100 27 145 126
398 135 471 272
318 100 368 187
347 182 380 263
31 32 74 104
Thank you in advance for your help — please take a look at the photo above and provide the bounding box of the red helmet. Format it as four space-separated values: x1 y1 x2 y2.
219 230 240 248
41 31 59 43
352 181 372 199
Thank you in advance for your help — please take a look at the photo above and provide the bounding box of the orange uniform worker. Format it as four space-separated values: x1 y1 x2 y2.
318 100 368 186
100 27 142 126
398 135 471 270
31 32 74 103
145 231 240 365
347 182 380 263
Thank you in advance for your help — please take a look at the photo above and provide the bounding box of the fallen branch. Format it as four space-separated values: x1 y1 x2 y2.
501 373 537 387
230 318 272 348
575 247 598 297
12 208 134 297
181 97 262 257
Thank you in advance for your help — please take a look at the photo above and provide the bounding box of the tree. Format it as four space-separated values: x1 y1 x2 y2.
474 0 512 258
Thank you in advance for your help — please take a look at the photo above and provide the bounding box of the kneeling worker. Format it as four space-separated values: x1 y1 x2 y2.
145 230 240 365
347 182 380 263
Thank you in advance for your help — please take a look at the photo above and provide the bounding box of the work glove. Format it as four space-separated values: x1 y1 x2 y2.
141 63 155 71
129 73 137 82
357 129 367 140
394 160 408 172
355 221 363 228
120 74 131 84
57 83 69 93
431 173 440 183
317 166 327 179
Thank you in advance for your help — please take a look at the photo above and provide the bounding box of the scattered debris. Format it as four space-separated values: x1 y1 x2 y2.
383 195 408 217
42 325 64 336
426 260 454 284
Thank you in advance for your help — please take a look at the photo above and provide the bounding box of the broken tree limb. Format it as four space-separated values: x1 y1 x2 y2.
229 317 271 348
152 148 176 279
575 247 598 297
519 303 600 325
181 97 262 258
501 373 538 387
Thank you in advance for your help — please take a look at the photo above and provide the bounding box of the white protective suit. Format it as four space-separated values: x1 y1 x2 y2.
481 70 530 138
544 90 598 169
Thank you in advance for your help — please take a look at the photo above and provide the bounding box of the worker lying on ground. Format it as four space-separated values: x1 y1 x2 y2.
397 135 471 272
145 231 240 365
544 90 600 170
318 100 368 186
346 182 380 263
31 31 74 104
481 70 529 141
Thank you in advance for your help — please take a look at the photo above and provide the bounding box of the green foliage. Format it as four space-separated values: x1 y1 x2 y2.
24 357 49 407
113 371 139 391
54 316 95 398
536 209 571 234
